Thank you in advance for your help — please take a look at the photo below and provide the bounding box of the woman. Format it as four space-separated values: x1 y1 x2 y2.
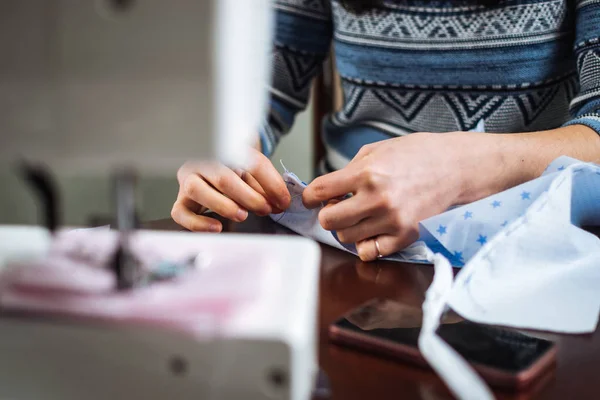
172 0 600 261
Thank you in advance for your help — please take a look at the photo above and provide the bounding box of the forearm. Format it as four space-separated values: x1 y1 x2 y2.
453 125 600 204
498 125 600 179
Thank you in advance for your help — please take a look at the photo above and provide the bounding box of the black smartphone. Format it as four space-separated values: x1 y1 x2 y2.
329 298 557 391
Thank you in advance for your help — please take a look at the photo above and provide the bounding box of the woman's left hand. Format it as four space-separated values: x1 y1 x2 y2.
302 131 507 261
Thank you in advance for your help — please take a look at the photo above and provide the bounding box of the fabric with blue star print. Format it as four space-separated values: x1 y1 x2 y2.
419 156 600 266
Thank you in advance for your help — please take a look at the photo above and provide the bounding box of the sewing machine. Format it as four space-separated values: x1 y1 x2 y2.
0 1 321 399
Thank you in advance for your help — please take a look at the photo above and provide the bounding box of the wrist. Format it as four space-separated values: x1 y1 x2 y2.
452 125 600 205
449 131 524 205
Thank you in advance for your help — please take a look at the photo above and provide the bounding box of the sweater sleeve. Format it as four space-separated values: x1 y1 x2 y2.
259 0 334 157
562 0 600 135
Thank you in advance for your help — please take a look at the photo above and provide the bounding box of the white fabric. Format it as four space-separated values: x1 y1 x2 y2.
448 162 600 333
270 166 432 263
419 254 493 400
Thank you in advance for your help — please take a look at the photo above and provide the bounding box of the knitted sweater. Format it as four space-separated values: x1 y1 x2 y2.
259 0 600 173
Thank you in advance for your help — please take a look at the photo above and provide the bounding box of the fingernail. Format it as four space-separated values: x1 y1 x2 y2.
357 247 365 259
237 209 248 221
356 242 369 261
209 225 221 233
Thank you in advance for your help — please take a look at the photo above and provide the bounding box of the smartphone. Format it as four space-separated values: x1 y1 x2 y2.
329 298 557 391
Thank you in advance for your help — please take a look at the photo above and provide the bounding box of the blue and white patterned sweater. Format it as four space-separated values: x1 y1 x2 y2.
259 0 600 173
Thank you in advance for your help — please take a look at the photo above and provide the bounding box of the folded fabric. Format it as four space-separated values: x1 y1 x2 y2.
420 156 600 266
447 160 600 333
270 168 433 263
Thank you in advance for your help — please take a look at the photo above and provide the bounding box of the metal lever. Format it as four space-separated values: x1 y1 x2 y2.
19 162 60 234
112 168 140 290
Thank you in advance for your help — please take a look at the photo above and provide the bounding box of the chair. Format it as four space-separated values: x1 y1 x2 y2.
311 51 343 177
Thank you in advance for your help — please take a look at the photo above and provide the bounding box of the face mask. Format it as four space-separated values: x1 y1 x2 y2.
420 160 600 399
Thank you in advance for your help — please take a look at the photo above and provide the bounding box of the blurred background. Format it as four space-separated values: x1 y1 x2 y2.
0 103 313 226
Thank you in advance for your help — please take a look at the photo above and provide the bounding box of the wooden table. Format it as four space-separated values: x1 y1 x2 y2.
144 216 600 400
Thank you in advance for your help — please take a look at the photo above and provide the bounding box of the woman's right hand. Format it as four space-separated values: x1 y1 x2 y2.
171 148 291 232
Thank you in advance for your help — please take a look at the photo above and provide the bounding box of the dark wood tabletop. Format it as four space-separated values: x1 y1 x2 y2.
144 216 600 400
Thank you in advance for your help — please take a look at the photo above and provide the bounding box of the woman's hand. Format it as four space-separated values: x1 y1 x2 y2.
303 125 600 261
302 131 507 261
172 148 291 232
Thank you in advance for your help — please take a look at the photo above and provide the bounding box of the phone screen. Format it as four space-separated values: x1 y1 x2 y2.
332 299 554 374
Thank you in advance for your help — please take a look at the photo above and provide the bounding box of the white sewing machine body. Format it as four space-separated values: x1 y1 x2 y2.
0 0 272 171
0 228 321 400
0 0 323 398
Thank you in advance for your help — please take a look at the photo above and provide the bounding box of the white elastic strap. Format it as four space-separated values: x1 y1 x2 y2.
418 254 494 400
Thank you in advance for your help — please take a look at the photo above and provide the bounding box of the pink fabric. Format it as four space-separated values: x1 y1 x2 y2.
0 229 265 337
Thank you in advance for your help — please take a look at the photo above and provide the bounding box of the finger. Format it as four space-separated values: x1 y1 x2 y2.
177 161 200 185
175 191 204 214
246 151 291 210
234 168 267 198
182 174 248 222
303 168 359 209
233 169 274 216
171 200 222 232
356 232 418 262
317 194 378 231
354 143 374 160
336 216 394 244
201 165 272 216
